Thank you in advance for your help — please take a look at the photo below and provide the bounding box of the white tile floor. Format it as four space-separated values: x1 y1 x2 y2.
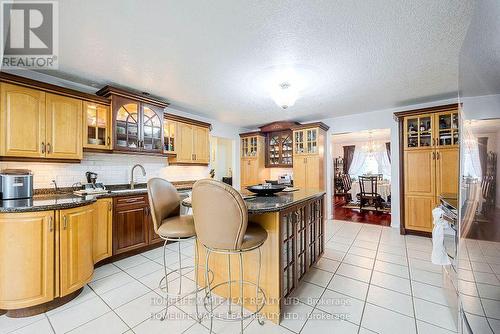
0 220 464 334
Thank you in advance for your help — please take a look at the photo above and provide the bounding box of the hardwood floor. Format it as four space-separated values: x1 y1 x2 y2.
333 195 392 226
466 208 500 242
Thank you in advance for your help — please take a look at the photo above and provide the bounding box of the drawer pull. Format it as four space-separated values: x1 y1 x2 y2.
63 216 68 229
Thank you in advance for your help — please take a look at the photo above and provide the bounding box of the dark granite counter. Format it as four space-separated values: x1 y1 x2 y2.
183 189 326 214
0 194 97 213
245 189 325 214
0 181 195 213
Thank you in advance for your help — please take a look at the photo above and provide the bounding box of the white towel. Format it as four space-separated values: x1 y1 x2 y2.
431 207 451 265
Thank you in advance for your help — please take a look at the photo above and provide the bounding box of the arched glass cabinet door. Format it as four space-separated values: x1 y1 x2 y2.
142 106 162 152
115 103 139 149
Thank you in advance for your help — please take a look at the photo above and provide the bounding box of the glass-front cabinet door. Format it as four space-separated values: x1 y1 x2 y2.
142 105 162 153
268 133 281 165
241 136 258 158
115 99 140 150
282 132 292 165
83 102 111 150
294 130 305 154
404 114 433 149
435 111 459 147
164 119 176 153
305 129 318 154
294 129 318 155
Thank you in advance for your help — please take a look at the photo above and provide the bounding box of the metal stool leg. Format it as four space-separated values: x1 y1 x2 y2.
228 254 232 314
194 240 201 322
239 252 244 334
160 240 170 321
205 249 214 334
178 241 183 295
256 247 264 325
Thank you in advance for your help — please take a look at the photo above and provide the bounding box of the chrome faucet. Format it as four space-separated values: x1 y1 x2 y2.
130 164 146 189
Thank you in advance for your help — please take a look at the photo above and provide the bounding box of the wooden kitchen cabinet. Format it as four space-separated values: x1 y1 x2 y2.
96 86 167 155
170 119 210 164
59 205 95 296
46 93 83 160
436 147 459 197
396 104 460 235
193 126 210 163
404 195 436 232
0 211 55 309
84 102 112 150
113 195 150 255
291 123 328 191
93 198 113 263
0 83 46 158
266 130 293 167
404 149 436 197
163 118 177 154
240 132 268 189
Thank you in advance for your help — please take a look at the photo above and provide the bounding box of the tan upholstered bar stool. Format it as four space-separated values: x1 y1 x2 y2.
192 179 267 334
147 178 210 321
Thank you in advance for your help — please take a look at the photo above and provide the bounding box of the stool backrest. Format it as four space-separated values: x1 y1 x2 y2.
147 178 181 234
192 179 248 250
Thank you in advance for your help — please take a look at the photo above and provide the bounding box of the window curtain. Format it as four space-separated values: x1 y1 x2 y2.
348 147 366 177
385 142 391 162
374 150 391 178
478 137 488 176
343 145 355 174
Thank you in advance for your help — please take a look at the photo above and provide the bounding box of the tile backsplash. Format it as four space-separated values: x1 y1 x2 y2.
0 153 209 189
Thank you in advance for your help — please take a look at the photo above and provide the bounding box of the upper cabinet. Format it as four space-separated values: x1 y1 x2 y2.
291 123 329 191
165 114 211 165
96 86 167 155
294 128 319 155
0 83 83 160
403 109 459 150
83 102 112 150
0 83 46 158
259 121 298 168
240 132 268 189
241 135 259 158
45 94 83 160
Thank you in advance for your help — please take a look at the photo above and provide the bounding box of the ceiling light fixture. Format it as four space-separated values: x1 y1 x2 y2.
272 81 299 109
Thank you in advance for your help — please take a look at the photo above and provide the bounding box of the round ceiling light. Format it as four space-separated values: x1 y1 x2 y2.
272 81 298 109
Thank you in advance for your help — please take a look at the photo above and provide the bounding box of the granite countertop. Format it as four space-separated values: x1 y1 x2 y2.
0 181 195 213
182 189 326 214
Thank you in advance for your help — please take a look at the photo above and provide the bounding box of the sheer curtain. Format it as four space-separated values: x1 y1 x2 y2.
348 147 366 177
374 150 391 179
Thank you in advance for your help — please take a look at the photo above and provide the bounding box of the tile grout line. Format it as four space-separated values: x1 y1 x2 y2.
356 224 383 334
405 235 420 334
294 221 362 334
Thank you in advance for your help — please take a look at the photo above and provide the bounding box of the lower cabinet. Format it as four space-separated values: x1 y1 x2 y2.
280 196 324 298
0 211 55 309
404 195 435 232
59 205 95 297
93 198 113 263
113 194 161 255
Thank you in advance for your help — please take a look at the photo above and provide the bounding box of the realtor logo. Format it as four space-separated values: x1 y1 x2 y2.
1 1 58 69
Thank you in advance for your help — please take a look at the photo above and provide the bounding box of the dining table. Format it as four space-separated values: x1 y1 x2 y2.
348 180 391 201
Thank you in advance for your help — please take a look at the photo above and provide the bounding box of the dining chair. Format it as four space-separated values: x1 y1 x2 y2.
357 176 384 211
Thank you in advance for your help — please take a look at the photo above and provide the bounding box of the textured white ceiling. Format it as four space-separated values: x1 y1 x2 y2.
43 0 473 127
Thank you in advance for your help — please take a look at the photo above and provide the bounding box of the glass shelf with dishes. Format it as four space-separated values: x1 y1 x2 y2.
437 112 459 147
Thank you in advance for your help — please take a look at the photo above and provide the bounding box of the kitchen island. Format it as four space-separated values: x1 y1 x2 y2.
190 189 326 324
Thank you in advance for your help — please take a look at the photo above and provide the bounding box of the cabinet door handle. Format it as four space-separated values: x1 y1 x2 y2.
108 202 112 211
194 154 197 160
432 152 436 160
63 216 68 229
48 216 53 232
107 136 110 146
47 143 51 154
41 142 45 154
436 152 440 160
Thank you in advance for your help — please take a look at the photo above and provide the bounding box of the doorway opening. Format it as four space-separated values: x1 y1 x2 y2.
332 129 392 226
210 136 234 185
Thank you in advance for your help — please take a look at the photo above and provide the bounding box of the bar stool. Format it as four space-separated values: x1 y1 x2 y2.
147 178 210 321
191 179 267 334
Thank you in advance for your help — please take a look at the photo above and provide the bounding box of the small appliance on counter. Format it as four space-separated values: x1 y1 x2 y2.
73 171 107 196
0 169 33 200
